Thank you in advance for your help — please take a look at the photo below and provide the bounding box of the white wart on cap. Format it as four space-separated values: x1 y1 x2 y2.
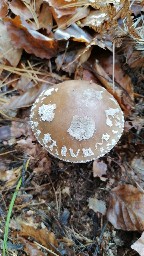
30 80 124 163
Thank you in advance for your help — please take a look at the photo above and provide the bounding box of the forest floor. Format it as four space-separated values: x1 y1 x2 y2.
0 1 144 256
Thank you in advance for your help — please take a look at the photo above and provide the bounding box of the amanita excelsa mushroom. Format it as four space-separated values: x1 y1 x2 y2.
30 80 124 163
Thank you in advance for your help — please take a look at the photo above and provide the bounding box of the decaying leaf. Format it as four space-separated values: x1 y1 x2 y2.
0 0 8 18
4 16 59 59
88 197 106 215
9 0 33 20
97 53 134 100
38 2 53 32
107 184 144 231
93 160 107 178
18 223 58 250
93 60 134 115
55 23 92 43
18 237 45 256
0 167 21 189
2 83 50 110
131 157 144 176
0 20 22 66
131 232 144 256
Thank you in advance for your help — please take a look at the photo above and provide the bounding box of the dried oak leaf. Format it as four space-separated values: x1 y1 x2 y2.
107 184 144 231
131 232 144 256
4 16 59 59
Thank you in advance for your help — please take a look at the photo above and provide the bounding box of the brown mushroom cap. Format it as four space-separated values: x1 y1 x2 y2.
30 80 124 163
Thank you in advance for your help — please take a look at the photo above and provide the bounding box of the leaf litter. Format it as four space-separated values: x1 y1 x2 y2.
0 0 144 255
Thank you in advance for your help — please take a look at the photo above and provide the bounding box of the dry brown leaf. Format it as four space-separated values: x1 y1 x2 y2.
88 197 106 215
0 168 21 189
81 9 108 28
0 0 8 18
52 6 89 29
55 23 92 43
93 160 107 178
4 16 59 59
0 20 22 66
2 83 49 110
18 237 45 256
15 137 51 175
38 2 53 32
55 46 91 74
93 60 134 115
48 0 76 16
107 184 144 231
19 223 58 250
131 232 144 256
9 0 33 20
131 157 144 175
98 53 134 100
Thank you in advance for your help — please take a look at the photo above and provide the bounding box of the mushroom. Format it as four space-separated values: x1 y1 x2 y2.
30 80 124 163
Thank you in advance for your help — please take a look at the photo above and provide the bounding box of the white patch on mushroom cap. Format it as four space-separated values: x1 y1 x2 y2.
100 147 104 153
61 146 67 156
44 88 54 96
112 130 118 134
69 148 80 158
95 133 110 149
82 148 94 157
35 98 40 104
102 133 110 141
30 111 34 119
67 115 95 141
109 97 118 105
33 121 38 127
105 108 120 127
43 133 52 145
38 104 56 122
111 139 116 146
49 140 57 151
36 130 41 137
55 149 59 155
82 89 103 106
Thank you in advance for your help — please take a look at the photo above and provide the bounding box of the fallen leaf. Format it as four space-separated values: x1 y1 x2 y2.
0 0 8 18
0 126 11 140
107 184 144 231
0 20 22 66
93 160 107 178
93 60 134 115
38 2 53 32
0 167 21 189
19 223 58 250
98 53 134 100
18 237 45 256
2 83 49 110
9 0 33 20
131 157 144 175
88 197 106 215
131 232 144 256
55 23 92 43
4 16 59 59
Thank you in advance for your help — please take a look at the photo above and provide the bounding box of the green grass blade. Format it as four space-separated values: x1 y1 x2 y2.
3 177 22 256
